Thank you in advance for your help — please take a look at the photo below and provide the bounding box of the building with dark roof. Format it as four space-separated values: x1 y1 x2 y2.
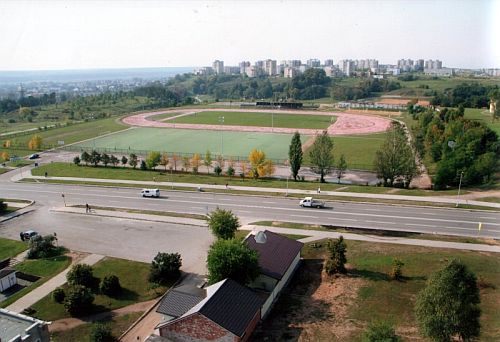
156 279 263 342
244 230 303 318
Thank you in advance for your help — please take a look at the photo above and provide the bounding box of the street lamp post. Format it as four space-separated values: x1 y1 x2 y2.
456 171 464 207
219 116 224 156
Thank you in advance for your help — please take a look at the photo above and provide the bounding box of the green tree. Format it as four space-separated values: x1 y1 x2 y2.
288 131 303 181
73 156 81 166
206 208 240 239
415 260 481 342
309 130 334 183
81 151 90 166
52 287 66 303
146 151 161 170
101 153 110 167
324 236 347 275
121 155 128 167
128 153 138 169
140 160 147 170
204 150 213 173
100 275 121 296
207 239 259 285
110 155 119 167
64 285 94 316
27 235 60 259
149 252 182 285
90 323 114 342
363 321 401 342
226 165 235 178
90 150 101 167
374 123 419 187
67 264 95 288
336 154 347 184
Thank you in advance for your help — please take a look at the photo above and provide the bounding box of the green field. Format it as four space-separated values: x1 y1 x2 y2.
75 127 299 161
0 237 28 260
171 111 336 129
464 108 500 135
303 132 387 170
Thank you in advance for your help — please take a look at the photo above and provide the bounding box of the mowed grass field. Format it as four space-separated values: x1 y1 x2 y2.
75 127 299 160
464 108 500 135
171 111 336 129
304 132 387 170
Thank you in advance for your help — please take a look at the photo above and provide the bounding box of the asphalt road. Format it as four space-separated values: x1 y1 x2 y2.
1 182 499 239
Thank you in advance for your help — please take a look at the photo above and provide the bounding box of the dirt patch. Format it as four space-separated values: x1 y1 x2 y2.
301 135 317 152
252 261 366 341
49 299 155 332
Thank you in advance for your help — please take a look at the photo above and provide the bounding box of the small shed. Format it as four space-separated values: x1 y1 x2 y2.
0 268 17 292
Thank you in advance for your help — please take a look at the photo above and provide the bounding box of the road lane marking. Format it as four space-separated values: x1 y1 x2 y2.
291 214 317 218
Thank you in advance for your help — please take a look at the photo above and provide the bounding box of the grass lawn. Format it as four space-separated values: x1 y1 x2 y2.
31 162 472 198
254 240 500 341
74 127 300 161
1 255 71 308
0 117 127 149
172 111 335 129
0 237 28 260
0 168 8 175
464 108 500 135
50 311 143 342
303 132 387 171
149 112 184 121
0 147 35 158
31 257 170 321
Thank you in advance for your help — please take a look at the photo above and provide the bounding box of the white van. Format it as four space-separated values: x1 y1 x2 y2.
140 189 160 198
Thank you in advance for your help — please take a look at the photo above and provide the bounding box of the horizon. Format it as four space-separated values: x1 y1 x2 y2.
0 0 498 71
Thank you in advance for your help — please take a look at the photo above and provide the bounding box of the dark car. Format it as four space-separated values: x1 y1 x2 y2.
20 230 38 241
28 154 40 159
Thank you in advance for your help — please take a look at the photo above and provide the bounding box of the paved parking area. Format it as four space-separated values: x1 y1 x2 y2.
0 207 213 275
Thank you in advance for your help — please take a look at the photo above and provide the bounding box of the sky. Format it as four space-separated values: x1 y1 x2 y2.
0 0 498 71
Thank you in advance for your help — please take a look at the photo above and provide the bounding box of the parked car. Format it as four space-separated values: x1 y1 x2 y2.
28 154 39 159
20 230 38 241
140 189 160 198
299 197 325 208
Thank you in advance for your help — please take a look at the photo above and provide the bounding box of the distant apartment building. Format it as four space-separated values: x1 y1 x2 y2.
212 60 224 74
307 59 321 68
338 59 354 76
239 61 251 74
424 67 454 76
324 59 334 67
324 65 342 77
265 59 277 76
425 59 442 69
224 66 240 74
194 67 214 76
285 59 302 68
354 59 378 71
485 68 500 77
415 59 425 71
284 66 301 78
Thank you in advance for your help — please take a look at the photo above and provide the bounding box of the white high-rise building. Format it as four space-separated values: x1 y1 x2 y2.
338 59 354 76
265 59 277 76
212 60 224 74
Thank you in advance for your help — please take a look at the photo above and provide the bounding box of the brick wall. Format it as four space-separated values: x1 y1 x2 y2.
159 313 236 342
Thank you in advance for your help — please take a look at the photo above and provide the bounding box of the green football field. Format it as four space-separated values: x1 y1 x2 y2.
75 127 301 161
170 111 336 129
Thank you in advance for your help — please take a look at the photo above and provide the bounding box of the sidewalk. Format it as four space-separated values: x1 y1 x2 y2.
51 206 207 226
243 225 500 253
20 173 500 209
6 253 105 314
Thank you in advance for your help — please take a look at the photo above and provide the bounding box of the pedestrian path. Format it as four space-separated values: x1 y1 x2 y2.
20 173 500 209
6 253 105 314
242 225 500 253
51 206 207 226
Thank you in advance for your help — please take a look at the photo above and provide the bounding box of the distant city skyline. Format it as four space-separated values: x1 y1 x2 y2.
0 0 498 71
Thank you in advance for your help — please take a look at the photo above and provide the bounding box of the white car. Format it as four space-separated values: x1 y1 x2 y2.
141 189 160 198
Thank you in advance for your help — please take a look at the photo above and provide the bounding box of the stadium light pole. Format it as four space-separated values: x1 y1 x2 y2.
219 116 224 156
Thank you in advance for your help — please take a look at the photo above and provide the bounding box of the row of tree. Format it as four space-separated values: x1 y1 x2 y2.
413 107 498 188
431 82 499 109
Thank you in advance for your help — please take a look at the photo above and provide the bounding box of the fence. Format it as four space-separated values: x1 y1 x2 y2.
61 145 375 171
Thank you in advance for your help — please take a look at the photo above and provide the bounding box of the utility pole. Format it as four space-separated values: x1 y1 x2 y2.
455 171 464 207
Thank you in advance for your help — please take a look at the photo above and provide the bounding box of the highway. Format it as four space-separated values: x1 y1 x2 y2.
1 182 499 239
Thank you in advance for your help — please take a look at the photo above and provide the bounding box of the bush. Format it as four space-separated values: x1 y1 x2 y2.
27 235 60 259
149 252 182 285
73 156 81 166
206 208 240 240
0 200 7 214
390 258 404 281
100 274 121 296
214 165 222 176
324 236 347 275
52 287 66 303
64 285 94 316
67 264 96 288
362 321 401 342
90 323 114 342
140 160 147 170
